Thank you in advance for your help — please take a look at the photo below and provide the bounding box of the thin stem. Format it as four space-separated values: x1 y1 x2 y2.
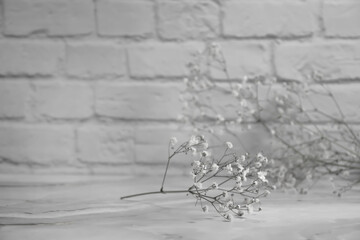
160 142 187 192
120 190 190 200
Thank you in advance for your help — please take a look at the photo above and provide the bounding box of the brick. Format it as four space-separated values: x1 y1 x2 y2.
66 42 126 78
97 0 154 37
323 0 360 37
158 0 219 40
4 0 94 36
0 41 64 76
256 83 360 123
95 83 182 120
128 42 200 78
0 124 75 165
77 125 134 164
275 41 360 81
210 41 271 79
134 126 190 164
303 84 360 123
0 81 29 118
32 82 93 119
223 0 315 37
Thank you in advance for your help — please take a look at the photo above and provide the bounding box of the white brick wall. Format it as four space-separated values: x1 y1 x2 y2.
0 0 359 174
4 0 94 37
157 0 220 40
0 124 75 165
32 82 94 120
0 81 29 118
0 41 64 76
223 0 316 38
96 0 154 37
323 0 360 37
66 42 126 78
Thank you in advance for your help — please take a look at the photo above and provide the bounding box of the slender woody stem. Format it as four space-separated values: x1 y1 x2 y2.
120 190 190 200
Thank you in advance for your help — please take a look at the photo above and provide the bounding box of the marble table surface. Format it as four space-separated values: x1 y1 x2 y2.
0 173 359 240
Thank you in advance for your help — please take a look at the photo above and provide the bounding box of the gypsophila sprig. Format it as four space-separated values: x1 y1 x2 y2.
121 135 274 221
180 42 360 194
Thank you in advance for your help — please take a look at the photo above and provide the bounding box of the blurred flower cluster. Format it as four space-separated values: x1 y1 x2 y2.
169 135 274 221
179 43 360 195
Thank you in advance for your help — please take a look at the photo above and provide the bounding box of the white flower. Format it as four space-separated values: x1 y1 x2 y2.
242 168 249 181
189 135 198 146
216 114 225 122
201 151 210 157
170 137 178 147
257 152 264 161
263 190 271 197
225 164 233 173
235 163 244 172
202 142 209 149
270 129 276 135
240 155 246 162
225 213 233 222
258 171 268 183
193 160 201 167
190 147 197 155
193 182 202 189
226 201 234 208
226 141 233 149
211 163 219 172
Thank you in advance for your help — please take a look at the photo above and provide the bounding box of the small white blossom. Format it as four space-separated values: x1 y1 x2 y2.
226 201 234 208
225 213 233 222
235 163 244 172
211 163 219 172
226 141 233 149
193 160 201 167
201 151 210 157
189 135 198 146
170 137 178 147
257 152 264 161
190 147 197 155
193 182 202 189
225 164 233 173
236 117 243 123
263 190 271 197
216 114 225 122
258 171 268 183
242 168 249 181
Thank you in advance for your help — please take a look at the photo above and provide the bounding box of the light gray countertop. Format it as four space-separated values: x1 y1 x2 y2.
0 174 359 240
